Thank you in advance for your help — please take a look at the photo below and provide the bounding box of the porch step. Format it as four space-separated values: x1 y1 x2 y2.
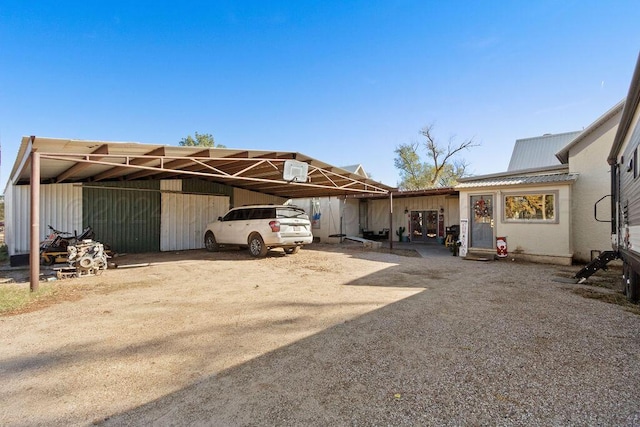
344 236 383 249
463 251 494 262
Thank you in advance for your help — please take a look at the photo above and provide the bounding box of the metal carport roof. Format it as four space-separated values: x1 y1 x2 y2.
10 136 394 292
10 136 394 197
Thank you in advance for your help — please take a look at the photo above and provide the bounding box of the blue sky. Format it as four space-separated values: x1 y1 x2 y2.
1 1 639 188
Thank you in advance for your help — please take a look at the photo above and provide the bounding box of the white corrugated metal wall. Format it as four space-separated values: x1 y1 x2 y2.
5 183 83 255
160 181 229 251
289 197 357 241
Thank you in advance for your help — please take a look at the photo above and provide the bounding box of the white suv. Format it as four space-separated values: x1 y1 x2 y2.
204 205 313 257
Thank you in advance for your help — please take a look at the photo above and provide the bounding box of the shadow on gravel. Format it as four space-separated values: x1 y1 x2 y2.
95 260 640 426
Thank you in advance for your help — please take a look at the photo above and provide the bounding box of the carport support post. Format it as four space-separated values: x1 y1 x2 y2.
389 192 393 250
30 151 40 292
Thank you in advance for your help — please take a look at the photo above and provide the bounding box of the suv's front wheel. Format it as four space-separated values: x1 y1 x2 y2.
248 234 268 257
204 231 219 252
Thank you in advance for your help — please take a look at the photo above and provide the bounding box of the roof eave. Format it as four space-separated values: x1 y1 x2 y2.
458 164 569 183
556 99 625 164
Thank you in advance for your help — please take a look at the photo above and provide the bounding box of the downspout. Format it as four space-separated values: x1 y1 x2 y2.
389 192 393 250
30 148 40 292
610 161 617 236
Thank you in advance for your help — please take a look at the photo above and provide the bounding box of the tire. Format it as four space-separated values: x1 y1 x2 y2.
624 260 640 302
41 254 55 266
204 231 219 252
248 234 268 258
284 246 300 255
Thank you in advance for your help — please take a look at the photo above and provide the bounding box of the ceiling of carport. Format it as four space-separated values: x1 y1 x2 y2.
10 137 394 198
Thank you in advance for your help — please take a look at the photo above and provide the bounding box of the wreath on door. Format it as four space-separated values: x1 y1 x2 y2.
474 198 490 218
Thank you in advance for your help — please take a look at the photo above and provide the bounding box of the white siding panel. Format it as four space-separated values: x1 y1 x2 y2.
289 197 347 241
161 194 228 251
233 188 286 207
6 183 83 255
160 180 182 192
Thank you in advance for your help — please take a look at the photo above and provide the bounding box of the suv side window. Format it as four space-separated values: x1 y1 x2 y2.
248 208 275 220
224 209 249 221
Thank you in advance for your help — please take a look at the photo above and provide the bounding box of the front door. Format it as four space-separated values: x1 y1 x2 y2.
470 195 494 248
410 210 438 242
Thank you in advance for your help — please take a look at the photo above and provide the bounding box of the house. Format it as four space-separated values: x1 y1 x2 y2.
291 163 460 244
456 102 624 264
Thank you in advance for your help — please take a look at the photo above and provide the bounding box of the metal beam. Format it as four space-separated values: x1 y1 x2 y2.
55 144 109 183
125 149 211 180
30 150 40 292
39 151 391 198
92 147 166 181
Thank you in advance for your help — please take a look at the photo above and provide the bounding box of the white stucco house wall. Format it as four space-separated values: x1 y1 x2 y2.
457 166 576 265
456 101 623 264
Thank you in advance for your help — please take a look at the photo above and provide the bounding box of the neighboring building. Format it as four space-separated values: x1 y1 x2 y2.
456 102 624 264
340 164 369 178
507 131 581 171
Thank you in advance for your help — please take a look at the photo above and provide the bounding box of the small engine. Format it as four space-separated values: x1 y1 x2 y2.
67 240 108 277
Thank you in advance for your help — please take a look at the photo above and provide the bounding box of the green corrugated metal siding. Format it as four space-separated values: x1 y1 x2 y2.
182 179 234 205
83 182 161 253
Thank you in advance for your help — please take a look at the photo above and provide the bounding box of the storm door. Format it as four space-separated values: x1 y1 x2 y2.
410 210 438 242
470 195 494 248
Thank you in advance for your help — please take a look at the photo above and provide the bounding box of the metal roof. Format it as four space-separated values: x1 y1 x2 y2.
350 186 458 200
456 166 577 189
340 164 368 178
507 131 581 171
9 136 393 198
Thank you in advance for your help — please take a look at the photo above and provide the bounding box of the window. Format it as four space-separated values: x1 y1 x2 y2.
504 193 557 222
224 209 249 221
248 208 275 219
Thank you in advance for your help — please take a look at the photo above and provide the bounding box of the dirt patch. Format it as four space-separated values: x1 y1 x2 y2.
2 244 640 426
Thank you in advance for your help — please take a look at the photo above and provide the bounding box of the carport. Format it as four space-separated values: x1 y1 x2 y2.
7 136 394 291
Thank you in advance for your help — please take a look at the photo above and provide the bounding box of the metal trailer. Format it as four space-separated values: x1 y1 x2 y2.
572 53 640 303
608 53 640 301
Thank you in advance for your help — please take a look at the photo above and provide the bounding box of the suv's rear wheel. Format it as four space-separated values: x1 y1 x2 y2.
284 246 300 255
248 234 268 257
204 231 219 252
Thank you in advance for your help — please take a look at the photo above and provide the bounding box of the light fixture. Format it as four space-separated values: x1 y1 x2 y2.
404 207 409 214
440 207 444 214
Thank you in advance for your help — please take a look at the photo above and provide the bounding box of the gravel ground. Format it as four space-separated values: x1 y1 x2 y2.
1 243 640 426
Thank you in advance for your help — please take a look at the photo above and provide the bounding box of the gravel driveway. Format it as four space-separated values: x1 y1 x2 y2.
1 243 639 426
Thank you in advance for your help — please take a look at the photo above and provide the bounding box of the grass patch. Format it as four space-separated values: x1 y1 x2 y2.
0 284 57 315
572 287 640 315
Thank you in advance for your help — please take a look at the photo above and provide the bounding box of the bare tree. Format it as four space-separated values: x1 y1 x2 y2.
394 124 478 190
